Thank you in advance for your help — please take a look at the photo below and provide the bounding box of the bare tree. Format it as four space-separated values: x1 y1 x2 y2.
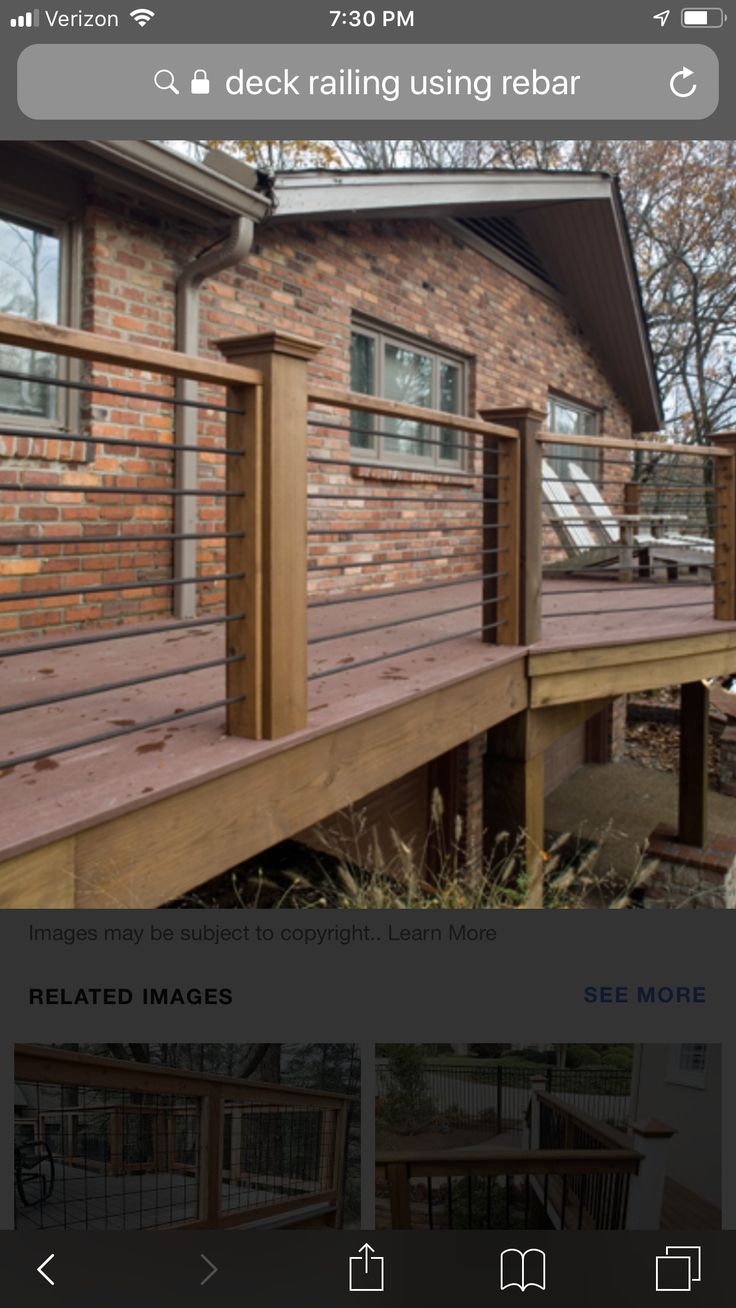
334 139 736 441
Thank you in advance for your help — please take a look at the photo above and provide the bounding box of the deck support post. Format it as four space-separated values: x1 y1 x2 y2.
678 680 710 848
484 699 613 908
484 710 545 908
479 406 546 644
218 331 321 740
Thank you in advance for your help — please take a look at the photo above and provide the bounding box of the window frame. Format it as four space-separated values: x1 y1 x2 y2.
666 1043 709 1090
349 318 470 474
0 201 81 437
546 392 601 483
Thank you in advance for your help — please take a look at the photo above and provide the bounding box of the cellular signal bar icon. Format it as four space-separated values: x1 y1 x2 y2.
10 8 40 25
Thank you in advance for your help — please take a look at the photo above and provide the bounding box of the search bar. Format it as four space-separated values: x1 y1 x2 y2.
18 43 719 120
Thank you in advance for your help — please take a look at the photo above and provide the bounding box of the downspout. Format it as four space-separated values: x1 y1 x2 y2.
174 216 255 618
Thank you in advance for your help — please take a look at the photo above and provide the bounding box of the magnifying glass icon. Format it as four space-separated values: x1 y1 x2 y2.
154 69 180 94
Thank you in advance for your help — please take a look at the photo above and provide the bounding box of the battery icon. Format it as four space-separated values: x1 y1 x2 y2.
681 7 726 23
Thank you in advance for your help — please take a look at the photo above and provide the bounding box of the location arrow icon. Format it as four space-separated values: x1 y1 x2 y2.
200 1254 218 1286
37 1254 55 1285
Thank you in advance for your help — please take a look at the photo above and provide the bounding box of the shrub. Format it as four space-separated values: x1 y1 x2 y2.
378 1045 435 1135
566 1044 602 1068
600 1045 634 1069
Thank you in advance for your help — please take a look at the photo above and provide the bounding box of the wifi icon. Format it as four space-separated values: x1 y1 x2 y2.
130 7 155 24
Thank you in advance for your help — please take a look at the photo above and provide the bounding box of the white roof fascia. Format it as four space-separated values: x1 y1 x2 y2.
271 171 613 219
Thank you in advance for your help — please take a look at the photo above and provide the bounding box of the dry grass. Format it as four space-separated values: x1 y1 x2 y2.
172 789 660 910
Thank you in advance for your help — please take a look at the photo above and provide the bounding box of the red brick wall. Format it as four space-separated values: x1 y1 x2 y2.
0 194 634 635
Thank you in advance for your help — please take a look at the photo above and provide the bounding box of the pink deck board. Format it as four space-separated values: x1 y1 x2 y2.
0 578 732 862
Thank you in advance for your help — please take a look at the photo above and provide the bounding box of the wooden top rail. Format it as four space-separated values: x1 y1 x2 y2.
537 429 729 458
536 1090 633 1152
308 383 520 441
376 1147 641 1177
0 313 262 389
15 1045 353 1109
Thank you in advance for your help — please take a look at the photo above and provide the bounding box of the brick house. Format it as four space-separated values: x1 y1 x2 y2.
8 142 713 907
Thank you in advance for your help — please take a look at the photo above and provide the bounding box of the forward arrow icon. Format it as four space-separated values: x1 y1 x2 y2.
200 1254 218 1286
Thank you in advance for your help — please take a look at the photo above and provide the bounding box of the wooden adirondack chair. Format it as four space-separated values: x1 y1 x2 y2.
542 459 713 580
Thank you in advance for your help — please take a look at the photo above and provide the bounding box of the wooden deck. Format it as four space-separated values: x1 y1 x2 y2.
15 1162 319 1231
661 1176 722 1230
2 577 736 906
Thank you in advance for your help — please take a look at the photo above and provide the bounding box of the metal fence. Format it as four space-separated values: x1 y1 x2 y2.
376 1061 632 1132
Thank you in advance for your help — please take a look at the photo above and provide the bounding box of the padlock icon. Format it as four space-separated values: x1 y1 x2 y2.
191 69 210 94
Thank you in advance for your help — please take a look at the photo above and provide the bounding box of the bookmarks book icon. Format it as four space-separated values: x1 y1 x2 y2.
500 1248 546 1292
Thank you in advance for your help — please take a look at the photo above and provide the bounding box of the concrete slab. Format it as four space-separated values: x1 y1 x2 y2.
545 759 736 880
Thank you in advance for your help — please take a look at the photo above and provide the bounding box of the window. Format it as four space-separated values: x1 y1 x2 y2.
547 394 599 481
0 209 77 431
350 322 467 470
666 1043 709 1089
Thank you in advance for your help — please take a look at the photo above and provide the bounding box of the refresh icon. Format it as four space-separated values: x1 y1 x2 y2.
670 65 697 96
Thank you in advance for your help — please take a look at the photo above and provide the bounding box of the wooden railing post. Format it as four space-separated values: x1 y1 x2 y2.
479 430 521 645
219 332 321 740
201 1089 224 1227
479 406 545 644
386 1162 412 1229
332 1103 350 1230
710 435 736 621
529 1076 546 1149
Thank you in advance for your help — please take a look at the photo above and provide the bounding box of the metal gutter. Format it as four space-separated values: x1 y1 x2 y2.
34 140 272 225
174 217 256 617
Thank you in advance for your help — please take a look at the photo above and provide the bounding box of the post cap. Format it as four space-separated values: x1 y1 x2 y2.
479 405 547 425
710 431 736 451
217 330 322 363
631 1117 678 1139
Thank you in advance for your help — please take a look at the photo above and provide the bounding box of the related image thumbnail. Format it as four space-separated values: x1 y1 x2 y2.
374 1043 721 1230
14 1042 360 1230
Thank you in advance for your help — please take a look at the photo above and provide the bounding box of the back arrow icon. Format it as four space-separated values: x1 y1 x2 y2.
670 66 697 97
37 1254 55 1285
200 1254 218 1286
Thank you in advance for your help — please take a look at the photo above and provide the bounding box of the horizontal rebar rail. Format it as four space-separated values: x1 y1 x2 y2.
535 428 734 633
305 386 521 682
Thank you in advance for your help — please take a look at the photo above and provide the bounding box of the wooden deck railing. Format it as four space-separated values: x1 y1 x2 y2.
376 1084 643 1232
15 1045 352 1231
4 312 735 773
376 1144 641 1231
0 314 523 767
532 427 733 634
304 384 521 682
